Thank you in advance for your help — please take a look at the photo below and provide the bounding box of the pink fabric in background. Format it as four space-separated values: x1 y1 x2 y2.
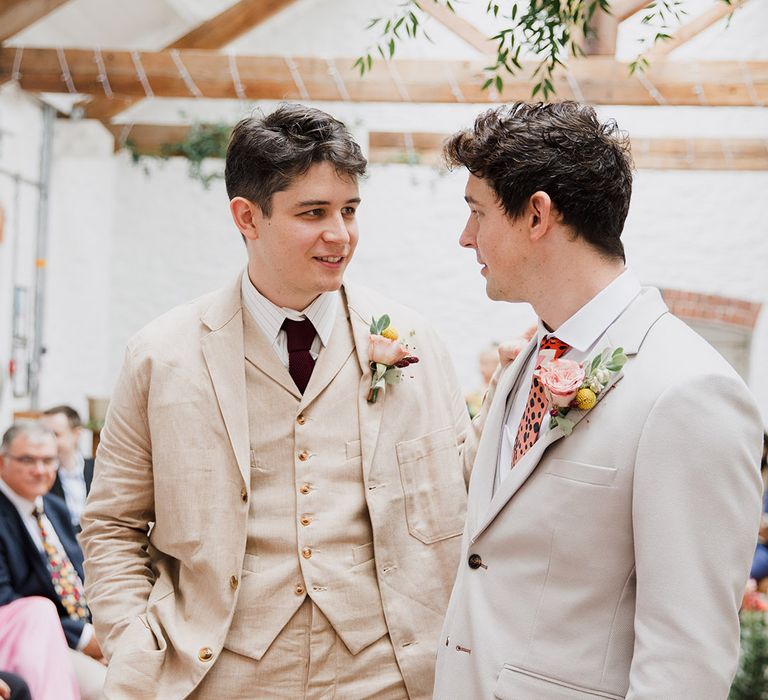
0 596 80 700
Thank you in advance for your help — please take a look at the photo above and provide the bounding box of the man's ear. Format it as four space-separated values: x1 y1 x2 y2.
527 191 554 242
229 197 264 242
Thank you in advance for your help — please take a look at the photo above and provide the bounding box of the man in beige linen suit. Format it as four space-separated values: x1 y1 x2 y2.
433 102 764 699
80 104 472 699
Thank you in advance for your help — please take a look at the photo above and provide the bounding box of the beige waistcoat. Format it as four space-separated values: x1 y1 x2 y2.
224 303 388 660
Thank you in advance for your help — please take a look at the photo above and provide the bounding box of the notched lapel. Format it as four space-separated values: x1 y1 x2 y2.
300 302 355 409
200 276 251 487
344 286 387 480
466 338 537 535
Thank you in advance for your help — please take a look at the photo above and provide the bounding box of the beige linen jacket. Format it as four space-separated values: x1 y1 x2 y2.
80 274 472 700
433 288 764 700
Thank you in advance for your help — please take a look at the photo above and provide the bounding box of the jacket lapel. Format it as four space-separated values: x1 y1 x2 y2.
470 287 669 542
200 273 250 487
242 308 299 398
300 298 355 409
344 283 386 480
466 337 537 536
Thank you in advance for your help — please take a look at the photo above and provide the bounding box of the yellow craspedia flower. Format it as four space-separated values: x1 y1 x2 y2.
382 327 399 341
575 388 597 411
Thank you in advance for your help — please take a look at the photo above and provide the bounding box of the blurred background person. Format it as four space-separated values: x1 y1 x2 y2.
41 407 94 532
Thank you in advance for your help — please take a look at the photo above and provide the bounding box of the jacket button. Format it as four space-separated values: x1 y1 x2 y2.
240 487 248 503
198 647 214 662
297 414 306 425
229 575 239 590
468 554 483 569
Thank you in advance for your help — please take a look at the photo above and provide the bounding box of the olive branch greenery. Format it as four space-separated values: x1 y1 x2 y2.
124 121 232 188
355 0 740 100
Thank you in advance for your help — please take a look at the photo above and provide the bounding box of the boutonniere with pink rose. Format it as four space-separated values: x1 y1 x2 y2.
367 314 419 403
536 346 628 436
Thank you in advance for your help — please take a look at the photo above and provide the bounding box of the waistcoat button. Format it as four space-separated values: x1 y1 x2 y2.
298 450 309 461
230 575 239 590
302 547 312 559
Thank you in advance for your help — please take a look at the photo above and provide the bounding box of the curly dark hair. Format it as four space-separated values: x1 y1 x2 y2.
225 103 367 216
443 102 634 261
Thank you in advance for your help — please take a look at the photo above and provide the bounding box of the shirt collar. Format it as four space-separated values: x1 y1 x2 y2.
537 269 642 353
0 477 43 517
241 269 338 348
59 452 85 478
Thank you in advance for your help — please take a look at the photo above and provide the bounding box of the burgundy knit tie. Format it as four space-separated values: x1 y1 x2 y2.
283 318 316 394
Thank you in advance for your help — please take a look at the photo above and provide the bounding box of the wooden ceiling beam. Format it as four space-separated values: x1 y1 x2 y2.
417 2 496 55
646 0 745 58
108 124 768 171
0 0 71 43
3 48 767 107
80 0 299 120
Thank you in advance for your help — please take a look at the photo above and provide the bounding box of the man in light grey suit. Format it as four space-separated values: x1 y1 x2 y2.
433 102 764 699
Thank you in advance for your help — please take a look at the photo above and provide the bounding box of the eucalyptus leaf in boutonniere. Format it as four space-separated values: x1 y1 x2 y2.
367 314 419 403
538 346 628 436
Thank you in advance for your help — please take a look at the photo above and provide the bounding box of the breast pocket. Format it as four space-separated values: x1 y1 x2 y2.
395 427 466 544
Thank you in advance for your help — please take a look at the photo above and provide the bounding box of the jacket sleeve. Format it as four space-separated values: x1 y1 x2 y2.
79 341 156 660
60 617 87 649
627 373 763 699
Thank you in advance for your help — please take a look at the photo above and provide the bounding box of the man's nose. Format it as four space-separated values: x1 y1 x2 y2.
459 217 477 249
322 215 350 243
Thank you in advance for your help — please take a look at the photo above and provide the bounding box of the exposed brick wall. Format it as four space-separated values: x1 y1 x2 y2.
660 289 762 329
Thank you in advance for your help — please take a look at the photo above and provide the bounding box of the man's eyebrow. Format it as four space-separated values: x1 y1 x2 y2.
464 195 479 205
295 197 362 207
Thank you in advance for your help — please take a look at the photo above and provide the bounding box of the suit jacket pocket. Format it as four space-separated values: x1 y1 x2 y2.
544 459 617 486
494 665 625 700
396 426 466 544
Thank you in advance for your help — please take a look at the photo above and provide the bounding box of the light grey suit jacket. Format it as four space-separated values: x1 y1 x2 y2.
434 287 763 700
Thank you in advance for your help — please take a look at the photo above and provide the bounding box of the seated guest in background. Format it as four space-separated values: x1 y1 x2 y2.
41 406 94 531
0 423 104 700
0 597 80 700
0 672 30 700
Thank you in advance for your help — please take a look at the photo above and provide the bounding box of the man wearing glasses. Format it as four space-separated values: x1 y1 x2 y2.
0 423 105 700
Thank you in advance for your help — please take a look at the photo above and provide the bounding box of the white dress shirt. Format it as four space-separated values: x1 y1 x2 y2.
497 269 642 487
0 477 93 649
58 452 87 527
240 269 338 365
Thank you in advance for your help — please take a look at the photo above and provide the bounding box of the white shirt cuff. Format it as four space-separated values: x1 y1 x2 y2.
76 622 94 651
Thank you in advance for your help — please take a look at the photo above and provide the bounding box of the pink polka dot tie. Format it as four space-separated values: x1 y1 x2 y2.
512 335 570 466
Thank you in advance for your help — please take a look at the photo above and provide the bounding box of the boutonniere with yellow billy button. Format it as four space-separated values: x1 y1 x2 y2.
367 314 419 403
537 346 628 435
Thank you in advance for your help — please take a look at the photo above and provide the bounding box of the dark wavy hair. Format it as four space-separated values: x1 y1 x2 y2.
443 102 634 261
225 103 367 216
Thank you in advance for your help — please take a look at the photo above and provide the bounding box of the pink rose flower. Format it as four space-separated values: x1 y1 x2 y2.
369 334 411 366
536 359 585 408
